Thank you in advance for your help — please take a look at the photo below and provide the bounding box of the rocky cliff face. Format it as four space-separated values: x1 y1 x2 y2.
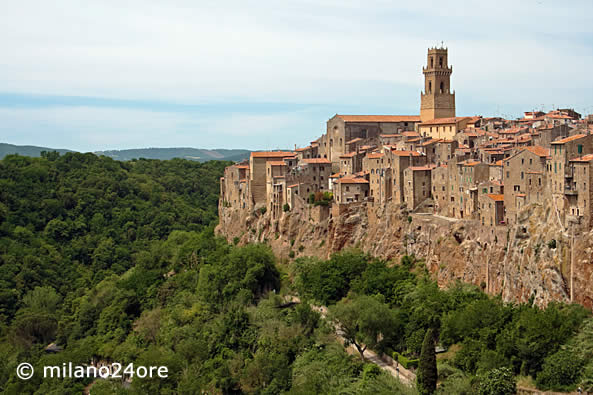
216 200 593 310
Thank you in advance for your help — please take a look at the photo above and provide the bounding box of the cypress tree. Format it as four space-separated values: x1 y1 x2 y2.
417 328 437 395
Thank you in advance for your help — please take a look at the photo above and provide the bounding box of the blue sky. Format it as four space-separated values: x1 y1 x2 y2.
1 0 592 152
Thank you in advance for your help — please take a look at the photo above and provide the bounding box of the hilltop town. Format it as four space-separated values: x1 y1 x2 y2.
219 46 593 236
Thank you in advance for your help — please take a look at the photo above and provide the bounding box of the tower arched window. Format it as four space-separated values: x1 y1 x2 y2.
439 57 443 67
430 57 434 68
440 82 444 93
428 81 432 93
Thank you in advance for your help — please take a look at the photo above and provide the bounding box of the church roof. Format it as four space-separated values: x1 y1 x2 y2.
336 115 420 123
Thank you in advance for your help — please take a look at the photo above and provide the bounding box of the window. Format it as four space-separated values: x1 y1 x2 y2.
521 172 524 180
439 57 443 67
440 81 444 93
521 159 524 165
346 186 350 192
529 158 532 165
578 144 583 154
506 171 510 178
483 188 488 193
430 57 434 68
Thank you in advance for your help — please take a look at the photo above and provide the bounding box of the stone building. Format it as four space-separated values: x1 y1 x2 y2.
403 166 433 210
420 46 455 122
567 154 593 229
503 146 549 224
385 149 426 204
288 158 332 198
319 114 420 168
431 165 450 215
549 134 593 218
435 140 458 166
249 151 295 206
419 117 472 140
479 194 505 227
339 151 364 176
334 177 370 203
266 161 288 217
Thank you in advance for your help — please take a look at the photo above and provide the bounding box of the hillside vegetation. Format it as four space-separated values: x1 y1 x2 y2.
0 152 591 394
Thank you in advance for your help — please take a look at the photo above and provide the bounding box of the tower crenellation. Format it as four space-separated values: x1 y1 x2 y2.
420 46 456 122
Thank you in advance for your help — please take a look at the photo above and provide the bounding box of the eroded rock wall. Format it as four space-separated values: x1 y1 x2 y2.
216 200 593 310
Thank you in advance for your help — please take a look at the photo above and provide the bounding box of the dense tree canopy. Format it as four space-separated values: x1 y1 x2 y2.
1 152 592 393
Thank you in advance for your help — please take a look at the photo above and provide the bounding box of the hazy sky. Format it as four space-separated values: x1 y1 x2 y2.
1 0 592 151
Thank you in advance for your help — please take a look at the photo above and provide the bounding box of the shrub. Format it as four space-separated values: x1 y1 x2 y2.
259 206 267 215
288 250 295 259
283 203 290 212
536 348 584 391
547 239 557 249
393 351 420 370
478 367 516 395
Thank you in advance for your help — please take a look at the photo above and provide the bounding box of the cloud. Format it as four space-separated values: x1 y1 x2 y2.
0 1 592 149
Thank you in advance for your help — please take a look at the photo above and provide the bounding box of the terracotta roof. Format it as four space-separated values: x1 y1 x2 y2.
366 152 384 159
523 145 549 157
338 177 369 184
487 194 504 201
235 164 249 169
570 154 593 162
460 160 481 167
492 160 503 166
330 172 341 178
407 138 422 143
420 116 471 125
346 137 363 144
268 161 287 166
402 131 421 137
337 115 420 123
516 193 526 197
421 139 440 146
551 134 587 144
380 134 400 138
287 184 299 188
295 146 311 152
408 166 434 171
302 158 331 164
390 149 423 157
340 152 357 158
251 151 294 158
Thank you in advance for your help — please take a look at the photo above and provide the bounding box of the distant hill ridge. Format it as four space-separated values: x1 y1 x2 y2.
0 143 251 162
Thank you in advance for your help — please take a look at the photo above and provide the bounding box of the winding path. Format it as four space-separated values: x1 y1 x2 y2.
284 296 417 387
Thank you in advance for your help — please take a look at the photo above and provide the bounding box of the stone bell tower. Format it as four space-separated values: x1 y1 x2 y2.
420 46 456 122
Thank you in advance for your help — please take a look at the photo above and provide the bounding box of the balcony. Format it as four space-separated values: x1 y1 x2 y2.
564 185 578 196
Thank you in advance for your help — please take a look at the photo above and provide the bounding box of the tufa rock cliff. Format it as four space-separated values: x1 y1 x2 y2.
216 199 593 310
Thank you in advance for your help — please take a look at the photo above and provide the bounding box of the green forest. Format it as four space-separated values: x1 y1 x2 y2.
0 152 591 394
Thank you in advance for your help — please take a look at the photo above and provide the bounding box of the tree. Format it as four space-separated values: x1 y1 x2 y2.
417 328 437 395
536 348 584 390
478 367 516 395
329 294 396 361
